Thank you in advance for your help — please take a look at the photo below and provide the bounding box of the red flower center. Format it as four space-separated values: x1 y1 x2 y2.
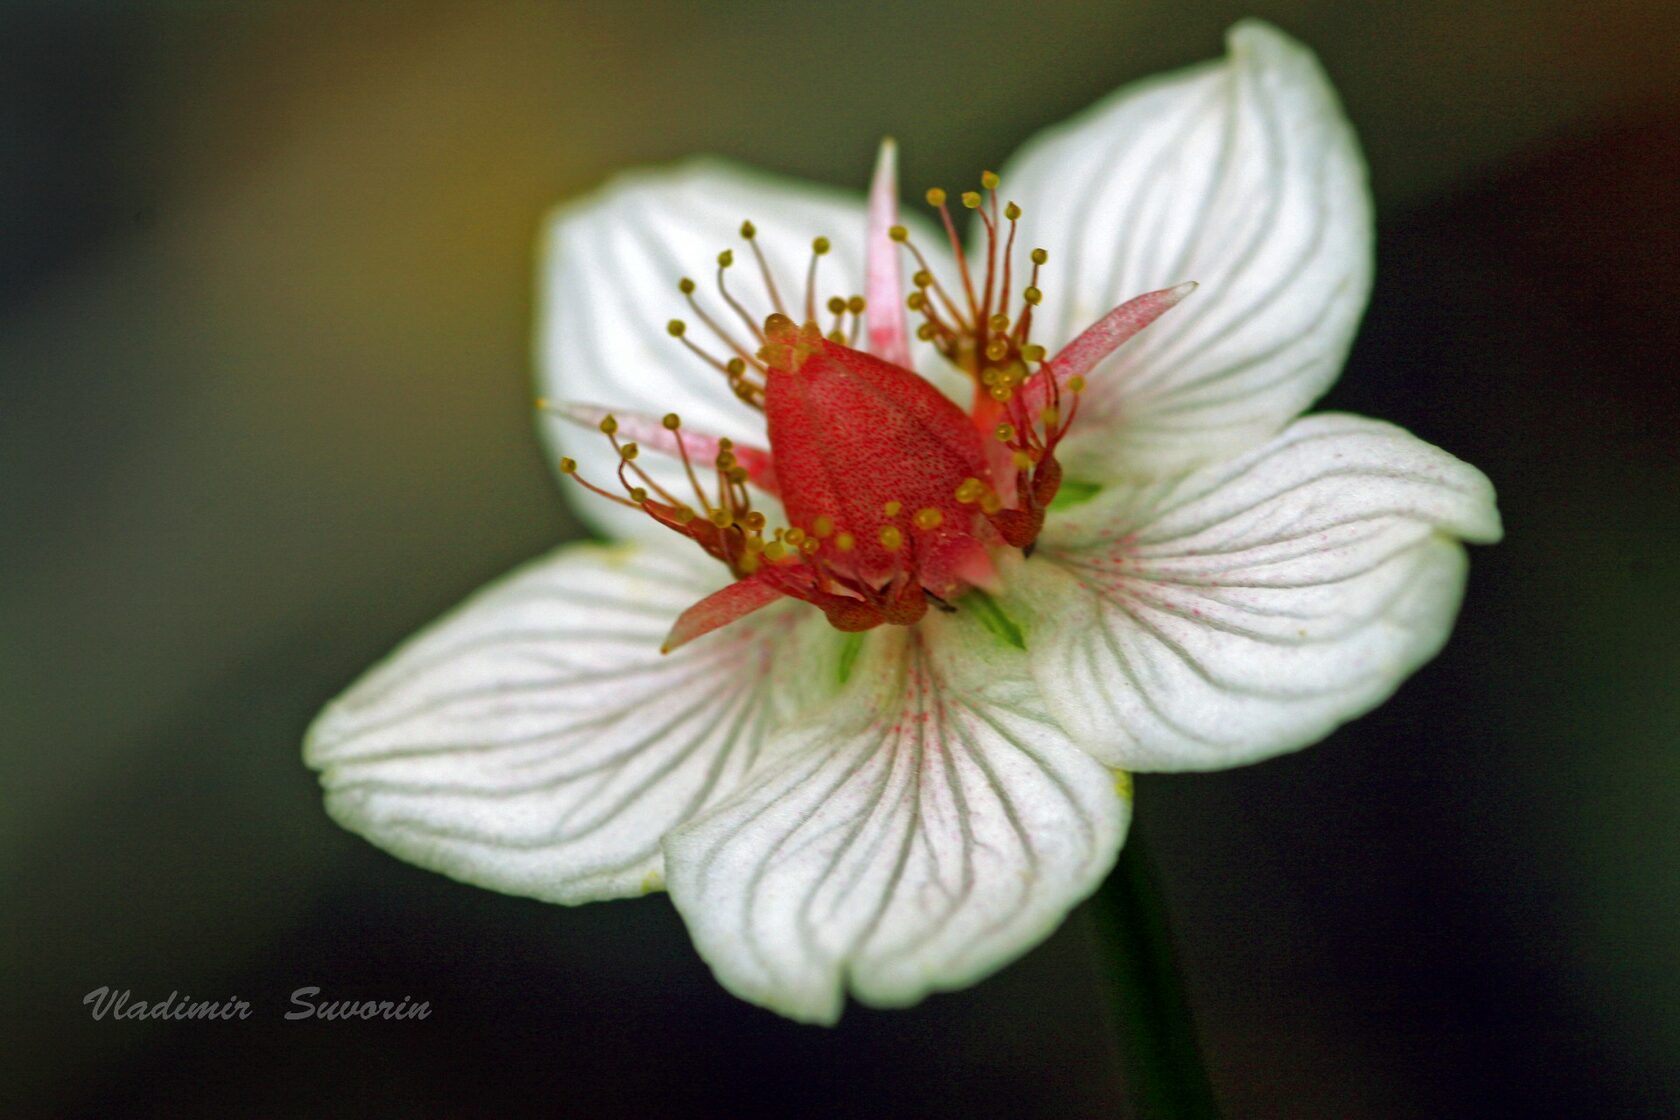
548 167 1189 649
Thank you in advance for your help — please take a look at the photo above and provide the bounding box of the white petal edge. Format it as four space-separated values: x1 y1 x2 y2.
1005 414 1502 771
305 539 844 903
535 157 956 542
663 609 1128 1024
999 20 1373 479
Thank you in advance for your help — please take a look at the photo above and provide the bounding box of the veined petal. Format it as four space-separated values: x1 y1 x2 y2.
1000 21 1373 479
664 610 1128 1024
536 158 953 542
1007 415 1501 771
305 540 842 903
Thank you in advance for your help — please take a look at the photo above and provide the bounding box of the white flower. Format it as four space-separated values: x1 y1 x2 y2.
305 21 1500 1024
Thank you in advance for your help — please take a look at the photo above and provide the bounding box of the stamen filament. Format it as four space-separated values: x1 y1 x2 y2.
682 283 766 372
931 194 981 324
716 253 768 344
741 221 786 317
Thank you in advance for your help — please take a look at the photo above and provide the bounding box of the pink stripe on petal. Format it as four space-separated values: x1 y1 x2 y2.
865 138 913 369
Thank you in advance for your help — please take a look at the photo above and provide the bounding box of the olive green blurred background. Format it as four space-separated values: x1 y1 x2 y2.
3 2 1676 1117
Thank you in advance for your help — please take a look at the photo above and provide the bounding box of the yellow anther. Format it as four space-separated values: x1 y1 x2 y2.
1023 286 1043 306
988 384 1013 402
916 323 935 340
708 507 733 528
718 437 734 451
834 531 856 552
620 442 639 461
827 330 845 343
558 456 577 474
667 319 686 337
961 191 981 209
745 510 767 531
913 507 943 530
925 188 947 207
800 537 820 555
907 291 926 311
629 486 648 502
718 249 734 268
744 535 765 552
811 514 834 538
812 236 831 254
955 477 985 504
784 527 807 547
989 313 1010 332
674 504 697 523
979 492 1003 515
739 553 762 575
1068 375 1086 393
1022 343 1046 362
995 422 1017 443
1040 406 1060 427
827 295 847 314
1012 450 1033 470
727 466 748 484
985 338 1009 361
879 525 904 551
883 500 902 517
740 220 757 239
912 269 932 288
662 413 681 430
678 277 696 294
1004 201 1022 221
847 295 866 313
981 170 1000 190
1030 248 1048 265
716 450 737 470
726 357 746 376
599 416 618 436
888 225 908 242
764 539 789 561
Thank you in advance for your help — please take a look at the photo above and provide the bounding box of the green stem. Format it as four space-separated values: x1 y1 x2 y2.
1090 830 1221 1120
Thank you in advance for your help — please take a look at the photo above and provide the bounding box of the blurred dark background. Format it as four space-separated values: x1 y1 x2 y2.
3 2 1676 1117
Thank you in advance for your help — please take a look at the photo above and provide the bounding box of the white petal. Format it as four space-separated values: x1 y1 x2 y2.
535 159 955 542
305 540 842 903
1007 415 1502 771
1001 21 1373 478
664 611 1128 1024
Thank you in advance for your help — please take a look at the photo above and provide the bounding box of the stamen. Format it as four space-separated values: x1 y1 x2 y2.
926 187 981 323
667 317 754 397
894 226 967 327
805 236 830 324
740 220 786 317
556 456 641 509
679 277 765 374
1000 201 1020 312
715 250 767 344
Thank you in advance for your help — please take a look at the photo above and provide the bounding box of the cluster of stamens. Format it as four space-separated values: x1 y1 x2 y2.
548 397 944 628
547 163 1094 638
663 222 867 411
895 171 1084 546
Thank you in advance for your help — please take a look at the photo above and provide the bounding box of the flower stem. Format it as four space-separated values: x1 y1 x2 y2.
1090 830 1221 1120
